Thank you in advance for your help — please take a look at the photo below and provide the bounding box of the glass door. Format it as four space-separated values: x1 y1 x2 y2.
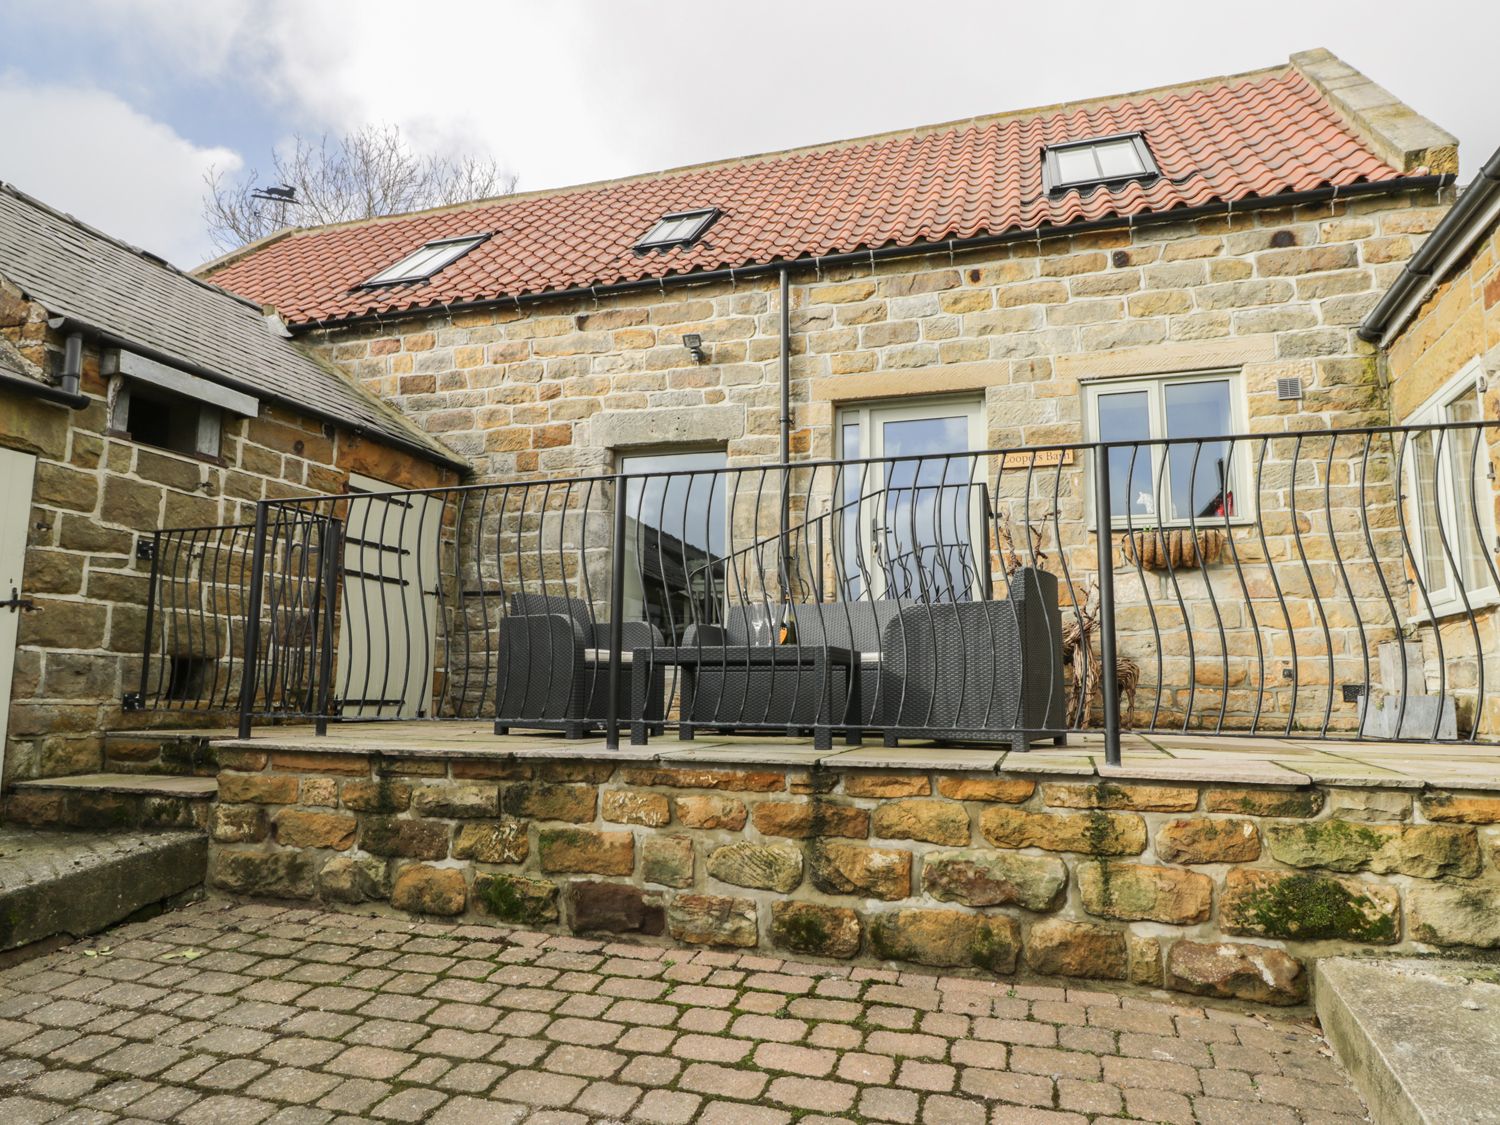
620 450 727 642
837 399 985 601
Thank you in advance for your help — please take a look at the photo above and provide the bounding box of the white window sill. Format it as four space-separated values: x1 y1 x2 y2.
1409 590 1500 625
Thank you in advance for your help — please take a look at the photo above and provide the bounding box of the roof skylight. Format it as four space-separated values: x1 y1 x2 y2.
635 209 718 251
1043 134 1158 194
363 234 487 286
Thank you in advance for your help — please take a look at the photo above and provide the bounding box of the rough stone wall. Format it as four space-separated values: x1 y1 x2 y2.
0 284 455 786
1384 217 1500 732
204 750 1500 1006
303 188 1466 736
309 190 1450 480
1386 219 1500 419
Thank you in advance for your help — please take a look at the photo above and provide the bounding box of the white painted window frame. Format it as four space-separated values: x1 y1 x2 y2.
835 395 986 601
1401 356 1500 621
1081 369 1250 530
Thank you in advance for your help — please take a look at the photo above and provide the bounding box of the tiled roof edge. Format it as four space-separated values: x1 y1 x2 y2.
192 226 299 279
1291 48 1459 175
201 59 1296 259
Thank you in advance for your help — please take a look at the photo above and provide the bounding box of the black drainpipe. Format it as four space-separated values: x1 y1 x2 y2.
778 267 793 590
778 267 791 464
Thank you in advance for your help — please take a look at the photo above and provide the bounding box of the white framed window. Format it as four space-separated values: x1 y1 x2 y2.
1403 357 1499 619
836 397 986 601
1043 133 1158 194
363 234 487 286
1082 370 1248 528
635 209 719 251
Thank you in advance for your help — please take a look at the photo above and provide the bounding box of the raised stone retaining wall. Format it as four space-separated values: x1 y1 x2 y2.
205 745 1500 1006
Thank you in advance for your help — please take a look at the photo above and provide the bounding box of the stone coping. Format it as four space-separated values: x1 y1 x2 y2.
190 722 1500 792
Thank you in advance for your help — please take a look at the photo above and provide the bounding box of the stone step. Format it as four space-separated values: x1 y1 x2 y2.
104 729 230 776
6 773 217 833
0 828 207 961
1317 957 1500 1125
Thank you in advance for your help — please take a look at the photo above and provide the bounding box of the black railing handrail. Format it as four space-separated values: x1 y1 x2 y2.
255 420 1500 513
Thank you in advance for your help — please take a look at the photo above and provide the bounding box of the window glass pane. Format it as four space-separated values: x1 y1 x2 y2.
647 218 685 244
1094 139 1146 178
839 423 866 600
426 240 474 271
621 450 727 641
1442 394 1491 589
1164 380 1235 520
1096 390 1153 520
880 414 976 600
1055 146 1099 185
1411 431 1447 590
401 247 445 275
369 238 478 283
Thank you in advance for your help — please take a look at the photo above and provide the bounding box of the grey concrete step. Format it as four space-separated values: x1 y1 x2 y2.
0 829 206 959
1317 957 1500 1125
5 772 216 832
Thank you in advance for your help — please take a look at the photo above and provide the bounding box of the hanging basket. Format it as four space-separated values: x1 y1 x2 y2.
1119 528 1225 571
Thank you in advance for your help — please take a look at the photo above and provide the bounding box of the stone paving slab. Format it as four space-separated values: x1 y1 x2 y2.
13 774 219 797
0 898 1368 1123
207 720 1500 791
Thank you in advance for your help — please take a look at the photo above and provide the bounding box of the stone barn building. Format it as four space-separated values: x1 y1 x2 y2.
6 49 1500 1003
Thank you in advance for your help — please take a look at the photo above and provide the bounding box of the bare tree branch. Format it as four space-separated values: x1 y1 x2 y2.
202 124 516 252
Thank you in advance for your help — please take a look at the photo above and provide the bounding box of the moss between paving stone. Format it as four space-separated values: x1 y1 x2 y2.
1233 873 1397 943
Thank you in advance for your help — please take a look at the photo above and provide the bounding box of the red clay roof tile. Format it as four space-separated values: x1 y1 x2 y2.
205 67 1402 326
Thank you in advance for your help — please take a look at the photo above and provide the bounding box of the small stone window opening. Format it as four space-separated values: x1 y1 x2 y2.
1042 133 1158 194
362 234 488 286
112 380 222 458
164 655 213 703
635 209 719 251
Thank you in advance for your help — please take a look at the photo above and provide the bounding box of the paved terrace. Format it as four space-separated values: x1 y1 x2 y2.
0 899 1367 1125
211 722 1500 791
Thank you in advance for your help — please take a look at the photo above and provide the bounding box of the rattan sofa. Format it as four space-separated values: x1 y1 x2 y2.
877 567 1068 751
495 594 663 737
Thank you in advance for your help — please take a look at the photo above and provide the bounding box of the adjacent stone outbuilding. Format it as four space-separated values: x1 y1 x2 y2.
0 185 465 787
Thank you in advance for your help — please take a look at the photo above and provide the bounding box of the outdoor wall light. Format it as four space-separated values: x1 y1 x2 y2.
682 333 706 363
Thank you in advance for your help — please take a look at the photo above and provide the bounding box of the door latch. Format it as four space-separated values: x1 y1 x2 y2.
0 586 35 613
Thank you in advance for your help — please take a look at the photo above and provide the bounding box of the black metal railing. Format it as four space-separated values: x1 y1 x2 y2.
133 522 258 713
135 421 1500 758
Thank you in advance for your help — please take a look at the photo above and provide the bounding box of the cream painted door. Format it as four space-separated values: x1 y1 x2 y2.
0 447 37 781
334 474 443 718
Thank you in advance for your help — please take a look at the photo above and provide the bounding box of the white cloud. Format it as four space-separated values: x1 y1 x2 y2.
0 75 240 267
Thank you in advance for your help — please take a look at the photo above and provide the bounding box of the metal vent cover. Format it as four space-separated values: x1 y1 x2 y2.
1276 376 1303 402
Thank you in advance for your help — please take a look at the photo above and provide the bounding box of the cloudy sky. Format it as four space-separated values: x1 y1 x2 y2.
1 0 1495 268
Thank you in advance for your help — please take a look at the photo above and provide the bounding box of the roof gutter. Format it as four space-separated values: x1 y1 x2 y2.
302 174 1452 334
1359 151 1500 347
45 314 469 473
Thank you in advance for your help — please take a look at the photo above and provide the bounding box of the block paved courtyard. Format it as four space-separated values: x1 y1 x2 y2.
0 899 1367 1125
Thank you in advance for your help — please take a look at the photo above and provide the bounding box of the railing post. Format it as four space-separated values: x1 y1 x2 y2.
135 529 162 709
237 502 269 739
314 514 341 737
606 472 628 750
1093 447 1122 766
